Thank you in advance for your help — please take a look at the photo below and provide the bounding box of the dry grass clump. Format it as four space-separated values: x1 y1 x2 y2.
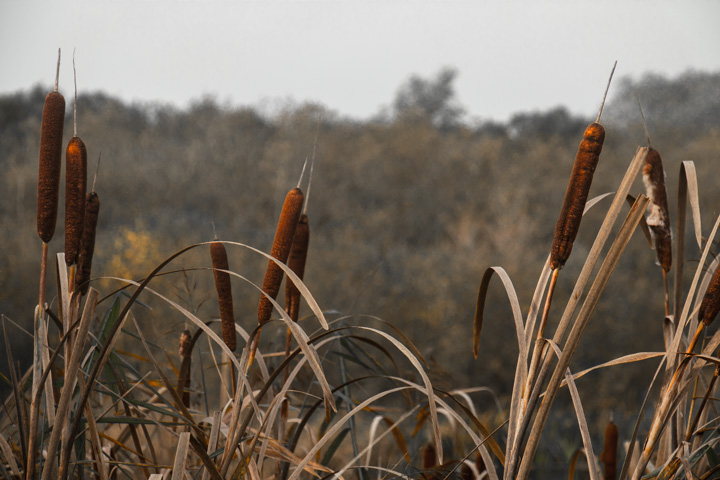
5 53 720 480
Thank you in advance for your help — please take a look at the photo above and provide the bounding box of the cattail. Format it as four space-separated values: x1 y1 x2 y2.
598 420 618 480
211 241 236 351
75 192 99 295
178 329 192 407
642 149 672 272
698 264 720 326
64 136 87 266
258 187 304 324
37 91 65 243
550 122 605 270
285 213 310 322
422 444 436 469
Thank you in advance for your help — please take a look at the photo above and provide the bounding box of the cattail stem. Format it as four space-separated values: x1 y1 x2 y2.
39 242 49 308
521 268 559 412
537 268 559 340
685 365 719 442
663 269 670 317
633 321 706 478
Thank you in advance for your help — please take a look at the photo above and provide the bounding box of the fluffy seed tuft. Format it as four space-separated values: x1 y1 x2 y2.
642 147 672 272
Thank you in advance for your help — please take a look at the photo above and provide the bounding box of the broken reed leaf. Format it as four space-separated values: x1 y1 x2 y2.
76 192 100 295
642 147 672 272
64 136 87 265
285 213 309 322
37 91 65 243
258 187 304 325
550 122 605 270
210 241 236 351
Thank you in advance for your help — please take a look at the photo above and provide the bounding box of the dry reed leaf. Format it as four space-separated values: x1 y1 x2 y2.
286 385 412 480
666 214 720 372
516 193 649 480
568 448 584 480
200 411 222 480
354 326 444 466
560 351 665 386
390 376 501 480
171 432 191 480
473 267 525 360
221 241 328 329
566 371 601 480
679 161 703 250
0 432 20 476
41 289 98 480
545 340 601 480
508 150 650 480
344 408 418 478
674 161 702 321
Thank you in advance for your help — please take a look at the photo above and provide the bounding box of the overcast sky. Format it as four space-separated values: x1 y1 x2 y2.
2 1 719 123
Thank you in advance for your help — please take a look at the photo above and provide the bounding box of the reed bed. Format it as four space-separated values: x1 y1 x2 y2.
3 55 720 480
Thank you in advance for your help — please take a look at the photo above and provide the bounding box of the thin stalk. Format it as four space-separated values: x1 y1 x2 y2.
663 269 670 317
685 365 719 442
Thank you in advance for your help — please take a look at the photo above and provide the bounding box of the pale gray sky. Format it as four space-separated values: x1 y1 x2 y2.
1 0 719 122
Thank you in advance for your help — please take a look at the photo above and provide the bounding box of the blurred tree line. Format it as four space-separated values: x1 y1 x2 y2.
1 67 719 426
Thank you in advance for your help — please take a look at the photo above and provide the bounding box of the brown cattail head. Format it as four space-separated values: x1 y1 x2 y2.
642 147 672 272
699 264 720 326
285 213 310 322
550 122 605 270
475 451 485 473
64 136 87 265
75 192 100 295
178 329 192 407
211 241 236 351
460 463 473 480
258 187 305 324
598 420 619 480
37 91 66 243
422 444 437 469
